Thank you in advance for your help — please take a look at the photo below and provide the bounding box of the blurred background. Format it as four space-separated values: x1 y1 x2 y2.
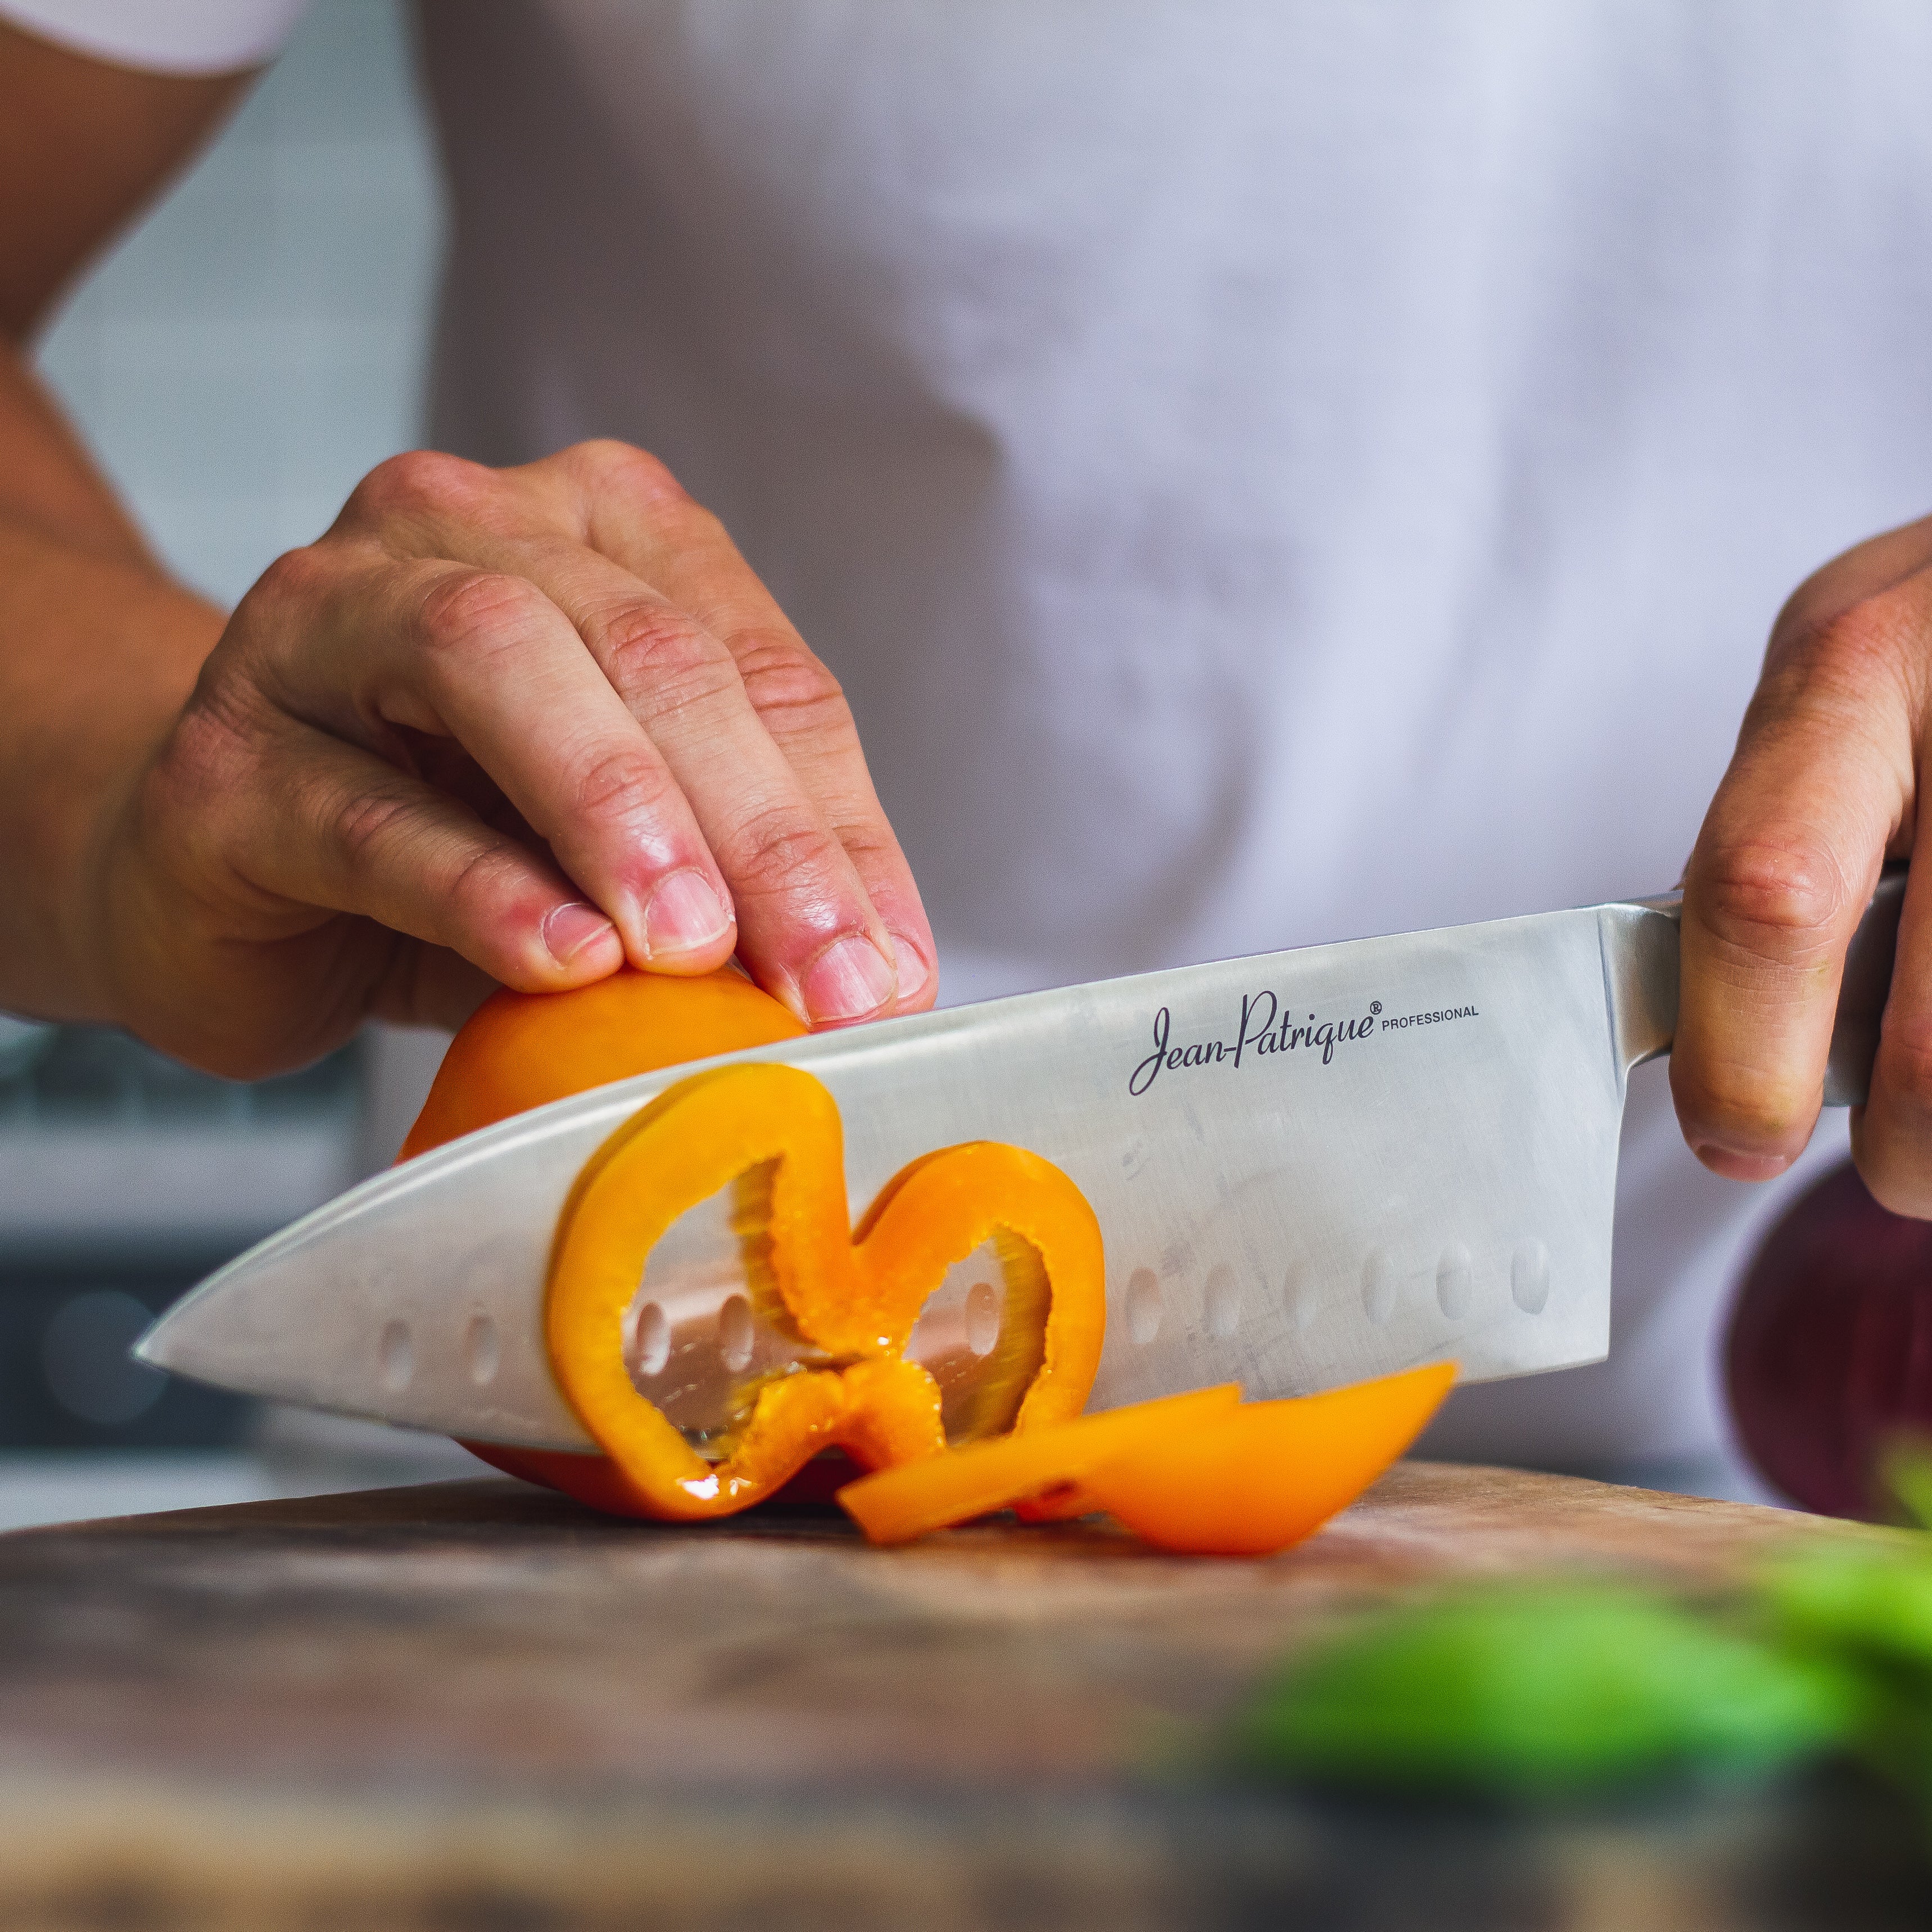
2 0 473 1529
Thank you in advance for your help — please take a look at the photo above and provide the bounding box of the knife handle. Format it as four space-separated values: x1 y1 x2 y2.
1609 862 1906 1106
1820 861 1908 1106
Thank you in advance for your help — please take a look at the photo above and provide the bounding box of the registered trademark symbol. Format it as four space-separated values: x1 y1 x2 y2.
1370 1001 1382 1014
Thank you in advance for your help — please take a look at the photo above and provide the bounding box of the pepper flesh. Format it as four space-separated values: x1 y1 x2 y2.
838 1385 1244 1544
839 1363 1455 1554
413 967 807 1509
1080 1361 1455 1553
404 968 1106 1519
544 1060 1105 1518
399 965 805 1163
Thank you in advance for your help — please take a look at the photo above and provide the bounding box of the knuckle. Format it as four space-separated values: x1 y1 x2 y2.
166 699 249 798
598 603 733 707
1696 836 1851 964
559 742 678 830
328 784 414 874
413 569 547 668
324 784 524 942
438 839 525 930
721 802 845 903
157 663 279 823
349 448 492 526
141 710 246 861
246 542 332 613
734 629 850 731
564 438 684 504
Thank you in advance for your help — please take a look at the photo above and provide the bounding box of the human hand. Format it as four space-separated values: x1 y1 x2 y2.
1674 513 1932 1214
94 441 935 1076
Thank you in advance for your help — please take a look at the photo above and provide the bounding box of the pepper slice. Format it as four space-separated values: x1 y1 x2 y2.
544 1060 1105 1519
1080 1361 1455 1554
839 1363 1455 1554
838 1384 1244 1544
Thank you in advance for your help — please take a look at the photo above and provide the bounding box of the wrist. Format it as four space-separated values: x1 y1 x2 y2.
0 543 223 1026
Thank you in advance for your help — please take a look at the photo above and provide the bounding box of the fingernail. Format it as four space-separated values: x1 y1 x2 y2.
1694 1143 1795 1183
889 934 931 1005
543 901 621 967
800 934 897 1025
642 869 733 959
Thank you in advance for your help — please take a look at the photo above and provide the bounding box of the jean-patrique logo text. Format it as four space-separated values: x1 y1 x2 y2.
1128 989 1478 1097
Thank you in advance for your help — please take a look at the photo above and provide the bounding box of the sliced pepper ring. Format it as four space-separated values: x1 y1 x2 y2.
544 1061 1107 1520
1080 1361 1456 1554
838 1363 1456 1554
836 1385 1243 1544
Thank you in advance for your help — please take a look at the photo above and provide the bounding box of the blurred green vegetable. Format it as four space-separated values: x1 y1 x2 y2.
1761 1530 1932 1790
1766 1546 1932 1674
1880 1439 1932 1535
1239 1449 1932 1804
1241 1581 1859 1796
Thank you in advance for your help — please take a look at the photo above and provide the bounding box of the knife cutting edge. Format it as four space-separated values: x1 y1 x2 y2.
136 869 1907 1453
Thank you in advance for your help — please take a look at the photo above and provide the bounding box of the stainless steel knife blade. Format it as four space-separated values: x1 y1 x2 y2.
135 874 1904 1451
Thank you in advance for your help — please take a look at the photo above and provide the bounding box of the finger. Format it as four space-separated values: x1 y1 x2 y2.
638 497 936 1010
549 442 935 1012
326 445 916 1022
185 700 628 993
1853 770 1932 1215
1673 652 1912 1181
746 691 937 1013
428 512 906 1026
255 546 740 978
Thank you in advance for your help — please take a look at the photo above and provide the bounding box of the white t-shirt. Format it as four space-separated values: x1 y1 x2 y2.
16 0 1932 1478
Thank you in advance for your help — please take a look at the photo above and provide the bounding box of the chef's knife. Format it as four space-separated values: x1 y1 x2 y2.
137 872 1906 1452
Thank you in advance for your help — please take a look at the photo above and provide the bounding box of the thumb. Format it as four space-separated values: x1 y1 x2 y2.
1672 526 1932 1182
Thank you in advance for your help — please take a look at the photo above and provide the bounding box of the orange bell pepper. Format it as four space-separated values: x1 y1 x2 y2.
399 965 805 1162
1080 1362 1455 1553
839 1362 1455 1555
414 967 803 1509
836 1384 1243 1544
545 1060 1105 1518
405 968 1107 1519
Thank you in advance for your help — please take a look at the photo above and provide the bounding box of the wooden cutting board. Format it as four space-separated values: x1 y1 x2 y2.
0 1462 1925 1931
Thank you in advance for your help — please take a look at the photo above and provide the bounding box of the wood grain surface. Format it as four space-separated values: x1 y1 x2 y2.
0 1461 1926 1931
